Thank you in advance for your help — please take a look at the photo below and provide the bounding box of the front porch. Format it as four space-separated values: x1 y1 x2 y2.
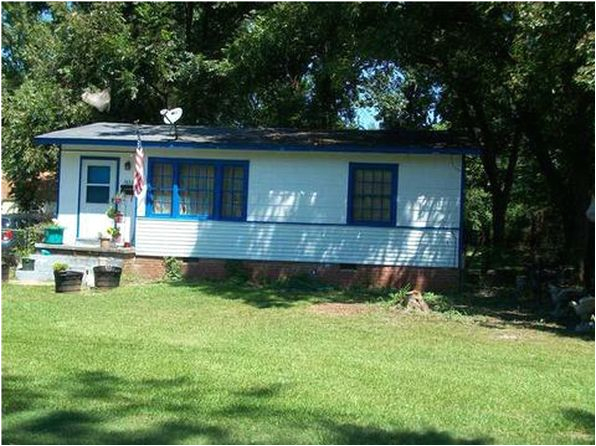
15 242 135 285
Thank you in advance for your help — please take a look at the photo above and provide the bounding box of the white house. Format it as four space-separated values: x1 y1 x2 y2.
35 122 479 289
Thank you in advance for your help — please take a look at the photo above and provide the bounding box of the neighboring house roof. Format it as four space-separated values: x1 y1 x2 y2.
35 122 481 155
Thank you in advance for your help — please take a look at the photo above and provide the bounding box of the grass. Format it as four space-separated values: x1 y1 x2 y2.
2 281 594 444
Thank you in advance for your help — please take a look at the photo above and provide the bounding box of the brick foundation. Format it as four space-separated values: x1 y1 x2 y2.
124 256 460 291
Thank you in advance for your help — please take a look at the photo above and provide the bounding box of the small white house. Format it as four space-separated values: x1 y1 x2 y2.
35 123 479 289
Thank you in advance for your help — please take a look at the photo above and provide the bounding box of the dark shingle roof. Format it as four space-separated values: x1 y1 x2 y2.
35 122 481 155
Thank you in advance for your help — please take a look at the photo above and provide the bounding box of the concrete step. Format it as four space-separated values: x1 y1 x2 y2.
15 253 124 287
15 269 54 283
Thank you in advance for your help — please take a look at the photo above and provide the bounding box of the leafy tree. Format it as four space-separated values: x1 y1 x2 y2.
510 2 594 271
357 2 594 274
225 2 361 128
2 1 593 280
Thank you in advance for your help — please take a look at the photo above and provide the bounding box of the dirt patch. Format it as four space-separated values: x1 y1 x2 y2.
309 302 372 316
494 332 521 341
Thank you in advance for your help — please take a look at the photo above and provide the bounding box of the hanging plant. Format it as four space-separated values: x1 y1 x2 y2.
107 226 121 241
106 205 117 219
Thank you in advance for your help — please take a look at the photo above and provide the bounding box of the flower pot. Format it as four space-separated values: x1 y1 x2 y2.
93 266 122 289
1 264 10 283
44 227 64 244
114 213 123 223
100 237 111 250
54 270 84 293
21 258 35 271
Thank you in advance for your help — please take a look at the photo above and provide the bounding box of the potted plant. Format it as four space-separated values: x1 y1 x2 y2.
93 265 123 288
43 220 65 245
17 246 35 271
98 231 111 250
107 227 121 244
106 205 123 223
112 193 123 205
106 205 117 219
53 262 84 293
1 252 17 282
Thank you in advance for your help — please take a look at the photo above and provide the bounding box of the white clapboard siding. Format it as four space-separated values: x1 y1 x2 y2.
136 218 459 267
57 151 80 245
60 146 463 267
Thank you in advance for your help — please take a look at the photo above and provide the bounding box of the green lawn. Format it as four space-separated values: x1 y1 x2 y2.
2 281 594 444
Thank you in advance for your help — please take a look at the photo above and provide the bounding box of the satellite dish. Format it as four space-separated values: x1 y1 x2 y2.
81 88 111 112
160 107 183 125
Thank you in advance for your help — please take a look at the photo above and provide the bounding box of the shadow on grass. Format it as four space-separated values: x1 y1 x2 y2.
3 371 492 445
431 286 594 340
166 279 594 340
561 408 595 438
166 278 381 309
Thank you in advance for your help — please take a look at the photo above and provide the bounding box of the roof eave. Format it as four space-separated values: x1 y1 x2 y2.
34 136 482 156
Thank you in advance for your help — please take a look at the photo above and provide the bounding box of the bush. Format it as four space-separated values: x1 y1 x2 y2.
224 260 250 283
53 262 68 272
386 283 413 306
163 257 182 282
10 221 52 259
422 292 452 311
273 272 329 291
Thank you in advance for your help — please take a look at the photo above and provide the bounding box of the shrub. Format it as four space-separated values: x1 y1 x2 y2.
386 283 413 306
163 257 182 282
274 272 329 291
224 260 250 283
422 292 452 311
10 221 52 260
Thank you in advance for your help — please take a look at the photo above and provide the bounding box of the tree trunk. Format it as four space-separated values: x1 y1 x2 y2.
522 109 593 282
491 192 507 247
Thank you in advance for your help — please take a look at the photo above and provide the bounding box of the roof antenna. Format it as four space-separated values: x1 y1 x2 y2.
160 107 183 140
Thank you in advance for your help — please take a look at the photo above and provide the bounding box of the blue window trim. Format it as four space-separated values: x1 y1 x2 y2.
347 162 399 227
146 157 249 221
458 155 466 270
76 156 120 239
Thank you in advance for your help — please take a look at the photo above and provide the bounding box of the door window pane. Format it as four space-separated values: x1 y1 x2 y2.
86 185 110 203
87 166 110 184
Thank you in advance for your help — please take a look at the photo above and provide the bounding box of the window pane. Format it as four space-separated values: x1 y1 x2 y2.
152 163 173 188
153 190 172 214
87 166 110 184
221 165 246 219
151 162 173 215
179 164 214 216
351 166 394 224
86 185 110 203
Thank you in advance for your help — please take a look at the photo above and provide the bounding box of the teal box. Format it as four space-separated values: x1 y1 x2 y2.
44 227 64 244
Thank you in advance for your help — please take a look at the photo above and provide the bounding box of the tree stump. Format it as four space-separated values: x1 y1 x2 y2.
406 290 430 313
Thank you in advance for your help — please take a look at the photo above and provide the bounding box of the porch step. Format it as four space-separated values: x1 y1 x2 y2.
15 253 125 286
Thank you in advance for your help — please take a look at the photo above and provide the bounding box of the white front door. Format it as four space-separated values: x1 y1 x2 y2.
78 158 118 239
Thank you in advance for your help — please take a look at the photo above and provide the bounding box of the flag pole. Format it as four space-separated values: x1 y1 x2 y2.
131 120 141 247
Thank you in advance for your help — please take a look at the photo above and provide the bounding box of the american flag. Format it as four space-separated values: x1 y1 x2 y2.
133 129 145 197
